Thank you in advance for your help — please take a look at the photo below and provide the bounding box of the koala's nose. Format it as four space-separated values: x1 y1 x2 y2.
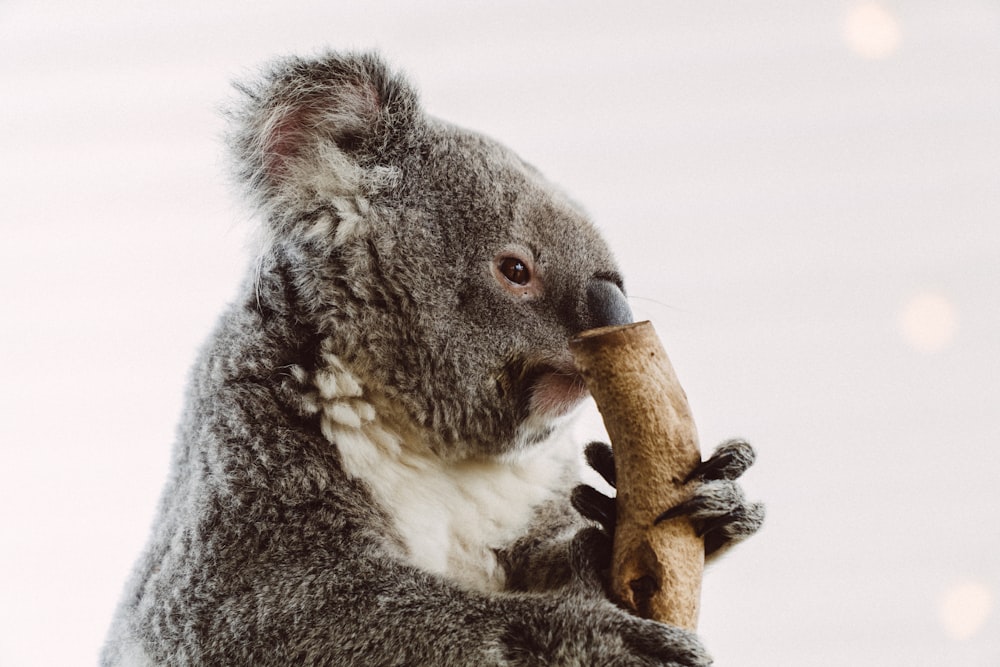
582 279 633 332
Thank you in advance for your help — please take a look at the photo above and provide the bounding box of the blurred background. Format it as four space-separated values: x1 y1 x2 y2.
1 1 997 664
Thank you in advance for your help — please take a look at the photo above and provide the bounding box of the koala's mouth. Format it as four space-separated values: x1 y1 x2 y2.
524 360 589 419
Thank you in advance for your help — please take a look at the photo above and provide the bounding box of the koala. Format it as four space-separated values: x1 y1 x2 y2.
102 51 763 667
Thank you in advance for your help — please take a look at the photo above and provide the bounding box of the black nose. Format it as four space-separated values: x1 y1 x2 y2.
584 279 633 331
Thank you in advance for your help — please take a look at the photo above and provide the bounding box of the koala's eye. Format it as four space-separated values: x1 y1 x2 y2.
498 257 531 285
492 250 542 300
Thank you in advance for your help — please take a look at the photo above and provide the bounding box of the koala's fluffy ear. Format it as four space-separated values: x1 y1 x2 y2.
227 51 418 239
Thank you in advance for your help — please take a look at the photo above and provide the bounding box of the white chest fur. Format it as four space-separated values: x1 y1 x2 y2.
312 356 576 591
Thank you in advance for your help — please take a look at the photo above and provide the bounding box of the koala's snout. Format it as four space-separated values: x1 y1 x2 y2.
582 279 633 332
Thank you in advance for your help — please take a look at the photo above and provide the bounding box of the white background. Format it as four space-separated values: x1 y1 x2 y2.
1 1 997 665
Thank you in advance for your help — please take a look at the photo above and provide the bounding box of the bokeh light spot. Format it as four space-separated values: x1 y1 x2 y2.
940 582 994 641
898 291 957 353
843 3 901 59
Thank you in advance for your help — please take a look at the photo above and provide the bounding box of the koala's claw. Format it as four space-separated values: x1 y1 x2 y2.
656 480 744 526
700 501 765 558
571 484 616 532
584 440 616 487
685 438 756 483
656 479 765 558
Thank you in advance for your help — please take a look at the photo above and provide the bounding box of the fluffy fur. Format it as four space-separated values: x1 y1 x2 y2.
102 51 762 666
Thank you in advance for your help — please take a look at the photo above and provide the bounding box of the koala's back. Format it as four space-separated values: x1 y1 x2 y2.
101 299 400 664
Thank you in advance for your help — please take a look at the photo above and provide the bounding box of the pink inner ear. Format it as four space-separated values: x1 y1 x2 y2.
261 79 383 182
263 106 312 180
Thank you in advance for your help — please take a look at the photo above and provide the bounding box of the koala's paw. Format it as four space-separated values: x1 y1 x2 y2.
657 439 765 558
572 439 764 560
500 596 712 667
568 448 616 591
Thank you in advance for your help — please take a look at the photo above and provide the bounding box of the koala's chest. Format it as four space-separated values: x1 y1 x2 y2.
347 444 565 591
312 359 575 591
317 427 566 590
338 441 572 590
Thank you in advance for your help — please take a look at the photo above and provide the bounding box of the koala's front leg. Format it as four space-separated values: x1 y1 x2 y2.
573 439 764 562
230 546 711 667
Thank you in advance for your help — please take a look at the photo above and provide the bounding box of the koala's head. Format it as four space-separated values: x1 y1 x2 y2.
228 52 632 459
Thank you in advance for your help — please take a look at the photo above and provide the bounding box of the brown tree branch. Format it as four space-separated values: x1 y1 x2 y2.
570 321 704 630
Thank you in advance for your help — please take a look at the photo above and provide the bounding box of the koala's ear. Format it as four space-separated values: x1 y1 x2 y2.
227 51 418 215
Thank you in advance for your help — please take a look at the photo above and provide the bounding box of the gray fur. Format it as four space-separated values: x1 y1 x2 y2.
102 51 759 666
